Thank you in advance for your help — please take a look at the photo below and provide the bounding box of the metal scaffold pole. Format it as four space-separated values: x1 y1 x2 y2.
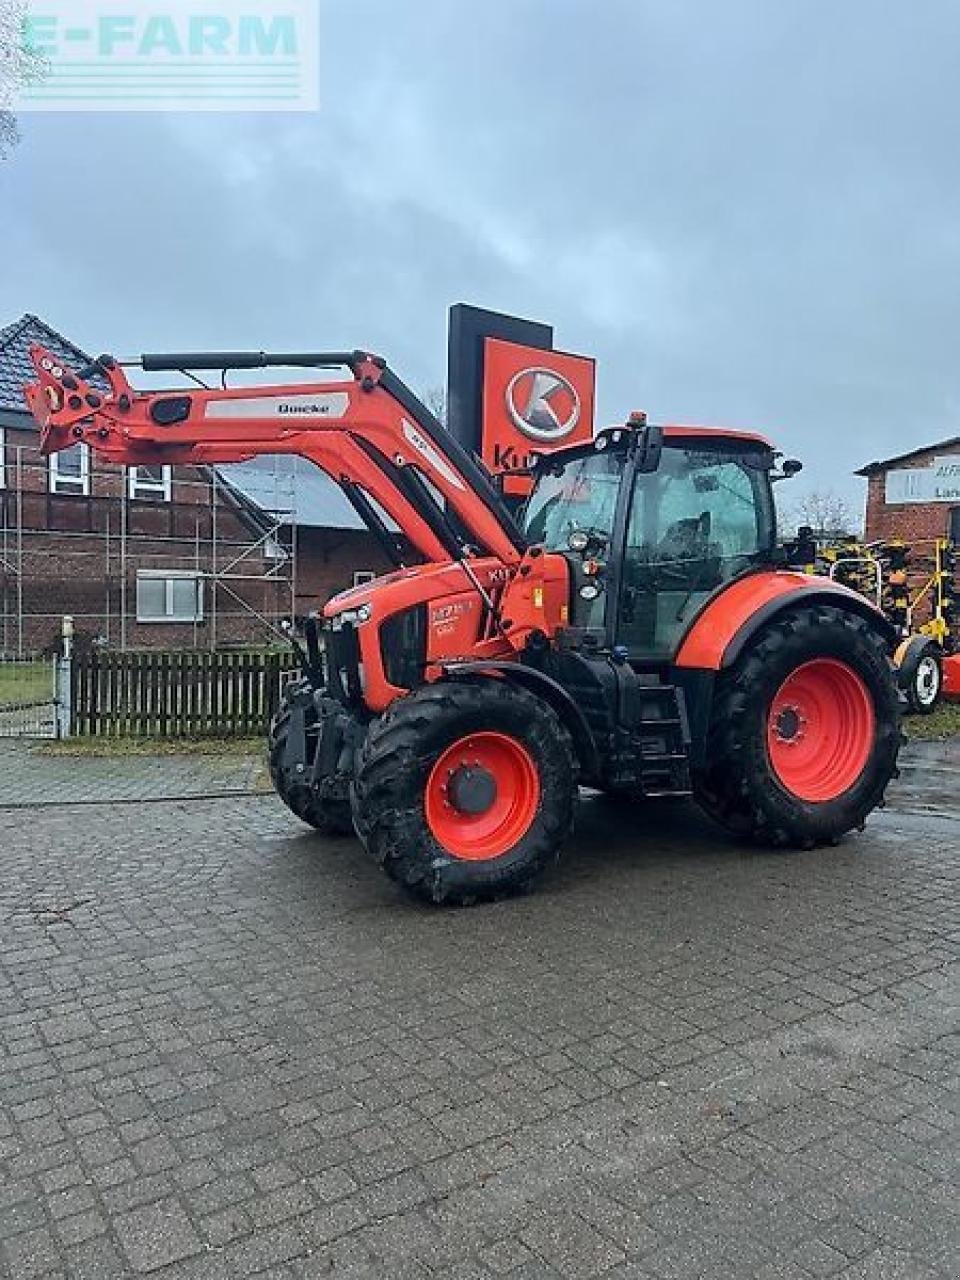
210 468 218 651
16 446 23 656
194 512 201 651
104 508 111 645
120 463 128 651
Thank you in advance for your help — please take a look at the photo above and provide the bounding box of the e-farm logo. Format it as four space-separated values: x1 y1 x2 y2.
19 1 319 112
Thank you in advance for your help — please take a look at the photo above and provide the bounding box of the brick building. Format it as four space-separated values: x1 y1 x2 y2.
0 315 394 653
858 437 960 545
216 455 400 614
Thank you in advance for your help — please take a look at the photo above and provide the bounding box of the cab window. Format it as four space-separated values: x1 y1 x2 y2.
619 443 774 656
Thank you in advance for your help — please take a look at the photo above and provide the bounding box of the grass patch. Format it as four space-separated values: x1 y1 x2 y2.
35 735 266 759
0 664 52 710
904 701 960 741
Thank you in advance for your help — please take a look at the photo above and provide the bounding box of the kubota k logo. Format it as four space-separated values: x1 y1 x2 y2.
505 367 581 442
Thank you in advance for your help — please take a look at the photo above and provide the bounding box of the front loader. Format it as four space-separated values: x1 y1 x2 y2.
26 345 902 904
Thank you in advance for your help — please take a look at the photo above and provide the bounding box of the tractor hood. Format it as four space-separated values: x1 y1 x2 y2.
322 558 510 627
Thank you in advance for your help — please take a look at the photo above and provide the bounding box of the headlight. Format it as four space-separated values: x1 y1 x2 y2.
329 605 371 629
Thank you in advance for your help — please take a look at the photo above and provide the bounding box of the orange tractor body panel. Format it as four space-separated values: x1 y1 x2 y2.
675 570 871 670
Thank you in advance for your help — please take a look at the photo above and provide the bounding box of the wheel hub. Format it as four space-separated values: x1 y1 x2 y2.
766 659 876 803
917 656 939 698
424 732 542 861
774 705 805 744
446 764 497 815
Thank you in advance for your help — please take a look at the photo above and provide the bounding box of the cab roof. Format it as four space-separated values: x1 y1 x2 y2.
535 423 775 466
659 424 774 448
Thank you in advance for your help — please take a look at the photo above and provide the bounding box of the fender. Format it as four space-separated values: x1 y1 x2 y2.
439 660 600 778
675 571 897 672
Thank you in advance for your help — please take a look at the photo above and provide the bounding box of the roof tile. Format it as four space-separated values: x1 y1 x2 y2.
0 313 104 414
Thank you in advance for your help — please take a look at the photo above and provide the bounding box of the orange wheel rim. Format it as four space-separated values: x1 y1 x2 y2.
425 732 540 861
767 659 875 803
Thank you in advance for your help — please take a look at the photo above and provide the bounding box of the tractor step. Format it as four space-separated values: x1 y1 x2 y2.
616 680 693 797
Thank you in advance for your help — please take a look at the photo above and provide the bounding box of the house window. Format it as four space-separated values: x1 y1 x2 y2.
353 570 376 587
0 427 4 490
136 571 204 623
263 536 289 561
49 443 90 495
129 464 172 501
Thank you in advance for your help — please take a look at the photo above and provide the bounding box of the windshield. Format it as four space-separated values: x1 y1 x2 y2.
522 448 623 550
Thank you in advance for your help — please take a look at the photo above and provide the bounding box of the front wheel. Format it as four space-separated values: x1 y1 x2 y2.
268 680 356 836
694 605 901 847
352 680 578 905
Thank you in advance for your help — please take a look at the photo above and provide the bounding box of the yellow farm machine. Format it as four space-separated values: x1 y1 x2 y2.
812 535 960 713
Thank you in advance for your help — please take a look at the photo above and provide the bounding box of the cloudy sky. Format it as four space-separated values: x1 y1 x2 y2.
4 0 960 517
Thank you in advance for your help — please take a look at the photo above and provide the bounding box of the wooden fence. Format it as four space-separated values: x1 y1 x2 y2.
72 650 295 738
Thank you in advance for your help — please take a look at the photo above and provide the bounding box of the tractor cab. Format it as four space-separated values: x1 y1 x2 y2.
522 423 778 660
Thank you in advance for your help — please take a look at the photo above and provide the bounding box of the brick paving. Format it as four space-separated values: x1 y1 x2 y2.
0 743 957 1278
0 741 270 807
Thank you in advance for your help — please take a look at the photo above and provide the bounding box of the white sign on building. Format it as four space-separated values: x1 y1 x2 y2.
885 456 960 505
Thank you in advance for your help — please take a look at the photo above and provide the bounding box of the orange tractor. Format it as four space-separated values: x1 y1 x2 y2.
26 346 901 904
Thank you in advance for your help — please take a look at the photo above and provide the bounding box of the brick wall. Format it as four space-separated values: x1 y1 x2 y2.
0 423 392 652
860 441 960 629
292 527 398 614
863 440 960 545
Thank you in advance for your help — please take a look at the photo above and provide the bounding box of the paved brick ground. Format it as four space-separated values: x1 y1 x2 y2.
0 745 957 1278
0 742 270 807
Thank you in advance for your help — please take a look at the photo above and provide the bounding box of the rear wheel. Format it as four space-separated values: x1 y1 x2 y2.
268 679 355 836
694 605 901 846
352 680 577 904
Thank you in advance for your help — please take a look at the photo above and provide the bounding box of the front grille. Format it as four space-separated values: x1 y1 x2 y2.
380 605 427 690
324 622 363 704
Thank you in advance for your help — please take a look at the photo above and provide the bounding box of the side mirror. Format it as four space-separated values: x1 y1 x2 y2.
773 458 804 482
636 424 664 474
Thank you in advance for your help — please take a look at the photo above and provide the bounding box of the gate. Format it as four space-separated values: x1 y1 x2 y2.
0 655 60 739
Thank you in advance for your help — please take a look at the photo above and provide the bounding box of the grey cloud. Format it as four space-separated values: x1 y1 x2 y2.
3 0 960 512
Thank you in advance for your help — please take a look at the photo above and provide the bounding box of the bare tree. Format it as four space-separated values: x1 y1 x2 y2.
0 0 46 160
422 386 447 425
783 488 859 539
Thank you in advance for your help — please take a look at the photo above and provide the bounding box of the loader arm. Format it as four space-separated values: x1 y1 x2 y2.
24 346 527 568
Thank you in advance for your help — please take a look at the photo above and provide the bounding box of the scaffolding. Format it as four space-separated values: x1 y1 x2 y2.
0 445 299 655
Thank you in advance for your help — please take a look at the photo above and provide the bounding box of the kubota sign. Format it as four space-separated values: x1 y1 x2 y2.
481 337 595 486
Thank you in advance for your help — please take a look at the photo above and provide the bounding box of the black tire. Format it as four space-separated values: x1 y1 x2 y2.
693 604 901 847
902 639 943 715
352 680 577 905
268 679 355 836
